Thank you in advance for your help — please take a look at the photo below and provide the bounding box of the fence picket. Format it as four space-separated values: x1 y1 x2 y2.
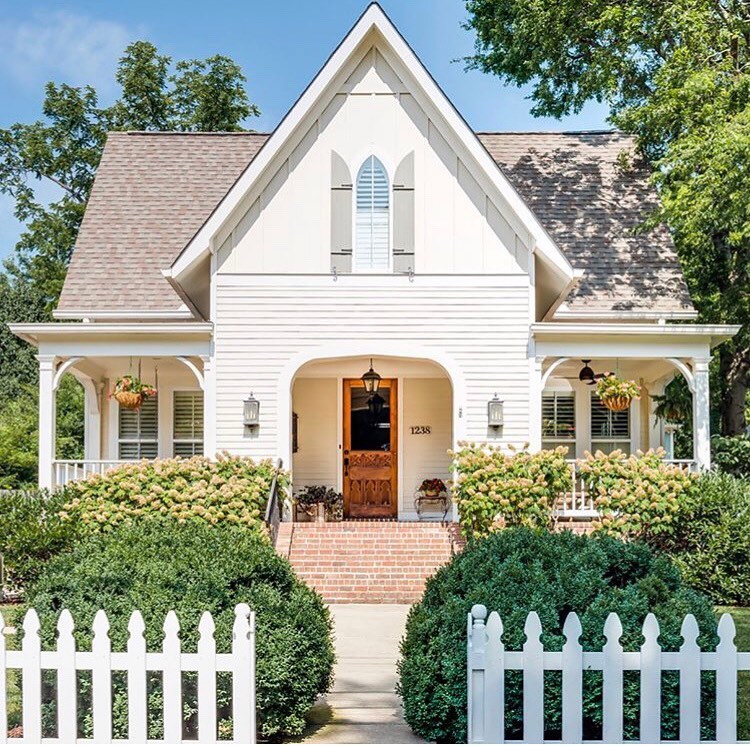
232 603 255 744
198 612 218 744
163 611 182 744
602 613 623 744
57 610 77 744
561 613 582 744
91 610 112 744
485 611 504 745
522 612 544 743
21 608 42 744
639 613 661 743
127 611 148 743
0 610 7 745
716 613 738 744
679 615 701 743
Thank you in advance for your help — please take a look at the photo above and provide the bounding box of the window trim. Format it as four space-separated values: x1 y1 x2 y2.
353 155 393 274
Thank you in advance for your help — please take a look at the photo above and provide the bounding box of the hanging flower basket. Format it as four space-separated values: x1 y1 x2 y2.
595 373 640 412
111 375 156 411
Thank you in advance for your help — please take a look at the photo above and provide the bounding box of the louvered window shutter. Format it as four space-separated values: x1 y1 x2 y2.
393 152 414 273
118 396 158 460
330 152 352 273
355 156 390 271
541 392 576 455
590 394 631 454
173 391 204 457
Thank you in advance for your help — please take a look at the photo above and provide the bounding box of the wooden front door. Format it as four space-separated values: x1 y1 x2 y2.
343 378 398 518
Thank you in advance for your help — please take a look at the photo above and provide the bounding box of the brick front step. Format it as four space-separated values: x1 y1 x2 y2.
279 521 457 603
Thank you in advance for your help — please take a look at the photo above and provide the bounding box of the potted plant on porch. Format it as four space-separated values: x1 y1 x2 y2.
294 486 344 522
595 373 640 412
110 375 157 410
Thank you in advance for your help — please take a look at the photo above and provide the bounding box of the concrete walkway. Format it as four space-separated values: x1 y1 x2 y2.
299 604 425 744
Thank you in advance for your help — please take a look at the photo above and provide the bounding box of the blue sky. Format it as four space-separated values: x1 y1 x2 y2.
0 0 610 261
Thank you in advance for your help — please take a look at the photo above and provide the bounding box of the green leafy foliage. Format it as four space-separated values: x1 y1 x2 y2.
0 489 81 593
25 520 334 740
397 529 717 743
579 449 698 544
663 472 750 606
712 435 750 478
62 455 285 534
464 0 750 434
452 444 571 538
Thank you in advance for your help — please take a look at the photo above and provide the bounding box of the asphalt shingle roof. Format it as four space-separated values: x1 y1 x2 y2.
56 129 694 318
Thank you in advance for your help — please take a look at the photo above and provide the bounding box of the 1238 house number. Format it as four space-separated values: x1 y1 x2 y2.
410 425 431 435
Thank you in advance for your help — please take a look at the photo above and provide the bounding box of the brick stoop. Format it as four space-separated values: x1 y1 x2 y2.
281 521 457 603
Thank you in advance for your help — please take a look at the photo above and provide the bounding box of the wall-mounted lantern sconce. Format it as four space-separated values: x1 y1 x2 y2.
243 392 260 427
488 393 504 429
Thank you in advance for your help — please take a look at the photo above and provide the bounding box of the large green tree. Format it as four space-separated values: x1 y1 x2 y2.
465 0 750 434
0 41 259 487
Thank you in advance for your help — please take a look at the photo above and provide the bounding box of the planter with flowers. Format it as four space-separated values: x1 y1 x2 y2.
111 375 157 410
294 485 344 522
595 373 640 412
418 478 447 497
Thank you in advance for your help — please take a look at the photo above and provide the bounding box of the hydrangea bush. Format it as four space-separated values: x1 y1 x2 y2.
451 443 571 538
61 454 286 534
580 448 698 544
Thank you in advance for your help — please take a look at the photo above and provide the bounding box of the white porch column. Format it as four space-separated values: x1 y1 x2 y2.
692 358 711 469
37 354 56 490
82 380 102 461
529 355 544 451
201 354 217 458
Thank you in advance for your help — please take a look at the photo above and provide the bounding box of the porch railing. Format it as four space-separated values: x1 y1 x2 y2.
53 459 131 487
555 459 697 519
263 459 284 546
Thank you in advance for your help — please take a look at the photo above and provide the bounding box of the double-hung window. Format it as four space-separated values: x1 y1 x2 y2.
118 396 158 460
590 394 631 454
173 391 204 457
542 392 576 455
354 156 390 271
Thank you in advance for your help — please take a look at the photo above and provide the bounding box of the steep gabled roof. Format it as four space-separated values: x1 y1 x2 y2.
55 129 694 319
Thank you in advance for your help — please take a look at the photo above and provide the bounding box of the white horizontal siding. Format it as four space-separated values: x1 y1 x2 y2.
214 278 531 460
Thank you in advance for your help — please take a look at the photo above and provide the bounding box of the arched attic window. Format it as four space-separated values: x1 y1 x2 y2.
355 156 390 271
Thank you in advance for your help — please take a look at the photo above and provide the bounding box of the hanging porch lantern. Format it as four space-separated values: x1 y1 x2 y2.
487 393 504 429
243 392 260 427
361 359 382 394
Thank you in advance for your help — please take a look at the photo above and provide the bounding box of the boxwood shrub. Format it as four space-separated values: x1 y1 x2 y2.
25 520 334 740
397 529 717 743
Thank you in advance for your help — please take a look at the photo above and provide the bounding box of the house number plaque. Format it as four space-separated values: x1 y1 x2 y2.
410 426 431 435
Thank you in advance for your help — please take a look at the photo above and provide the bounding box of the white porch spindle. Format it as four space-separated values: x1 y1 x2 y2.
37 355 56 490
692 357 711 469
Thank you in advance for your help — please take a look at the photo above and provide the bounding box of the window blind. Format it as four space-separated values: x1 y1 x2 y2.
590 394 631 454
118 396 158 460
542 392 576 454
173 391 204 457
355 156 390 271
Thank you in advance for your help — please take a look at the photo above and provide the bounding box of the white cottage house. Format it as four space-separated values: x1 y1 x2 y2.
11 4 738 522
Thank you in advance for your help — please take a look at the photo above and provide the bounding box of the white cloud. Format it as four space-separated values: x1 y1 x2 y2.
0 10 136 96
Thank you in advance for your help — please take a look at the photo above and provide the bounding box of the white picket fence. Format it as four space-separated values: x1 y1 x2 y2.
467 605 750 744
0 604 256 744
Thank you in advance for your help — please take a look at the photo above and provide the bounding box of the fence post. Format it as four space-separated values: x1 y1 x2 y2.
561 613 582 744
127 611 148 743
0 610 7 746
198 612 218 744
21 609 42 744
91 609 112 744
640 613 661 743
232 603 255 744
57 610 77 744
523 612 544 743
679 615 701 743
602 613 623 744
163 611 182 744
716 613 737 744
467 605 503 744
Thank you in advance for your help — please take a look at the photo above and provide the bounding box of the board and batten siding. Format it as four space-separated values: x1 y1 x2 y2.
213 277 531 462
